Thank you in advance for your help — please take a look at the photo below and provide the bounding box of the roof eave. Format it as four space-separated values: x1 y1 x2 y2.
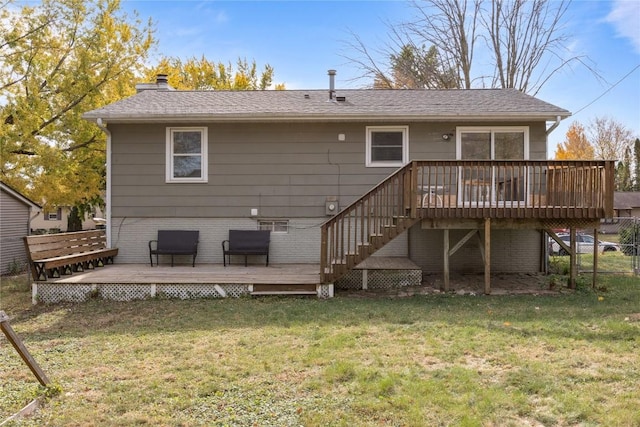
83 112 571 124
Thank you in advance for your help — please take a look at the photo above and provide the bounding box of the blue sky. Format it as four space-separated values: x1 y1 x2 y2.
122 0 640 157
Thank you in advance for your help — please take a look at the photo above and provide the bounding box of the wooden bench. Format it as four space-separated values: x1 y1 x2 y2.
148 230 199 267
222 230 270 266
23 230 118 281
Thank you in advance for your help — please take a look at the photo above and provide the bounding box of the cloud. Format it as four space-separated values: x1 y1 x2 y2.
605 0 640 54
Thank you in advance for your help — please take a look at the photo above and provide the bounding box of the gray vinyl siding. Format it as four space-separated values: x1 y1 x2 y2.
0 190 31 274
111 216 409 264
110 121 548 219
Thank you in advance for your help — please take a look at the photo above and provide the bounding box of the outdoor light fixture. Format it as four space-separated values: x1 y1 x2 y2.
442 133 454 141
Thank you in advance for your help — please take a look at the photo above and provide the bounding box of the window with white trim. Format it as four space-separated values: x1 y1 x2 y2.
166 127 208 183
259 220 289 233
366 126 409 167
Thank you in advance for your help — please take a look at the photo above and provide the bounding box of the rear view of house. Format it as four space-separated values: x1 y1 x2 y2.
82 72 613 291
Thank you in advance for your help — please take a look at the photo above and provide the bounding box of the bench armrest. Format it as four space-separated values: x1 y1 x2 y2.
149 239 158 251
221 239 229 251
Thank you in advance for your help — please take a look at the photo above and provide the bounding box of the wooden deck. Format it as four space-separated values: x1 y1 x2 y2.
39 263 321 285
31 263 329 303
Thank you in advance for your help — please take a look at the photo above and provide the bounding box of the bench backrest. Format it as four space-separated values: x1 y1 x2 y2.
228 230 270 251
157 230 199 252
24 230 109 261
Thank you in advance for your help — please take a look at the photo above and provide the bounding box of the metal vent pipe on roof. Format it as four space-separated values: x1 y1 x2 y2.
328 69 336 100
156 74 168 85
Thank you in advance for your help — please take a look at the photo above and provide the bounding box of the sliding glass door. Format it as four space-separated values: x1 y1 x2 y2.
457 127 529 206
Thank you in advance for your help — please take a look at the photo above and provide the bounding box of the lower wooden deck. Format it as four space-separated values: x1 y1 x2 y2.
38 263 322 285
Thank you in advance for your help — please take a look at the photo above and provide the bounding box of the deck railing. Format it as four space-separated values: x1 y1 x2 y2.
320 160 615 283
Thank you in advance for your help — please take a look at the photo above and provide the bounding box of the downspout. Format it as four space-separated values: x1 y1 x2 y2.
545 115 562 136
96 118 112 247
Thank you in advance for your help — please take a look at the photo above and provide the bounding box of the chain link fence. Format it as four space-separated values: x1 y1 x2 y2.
577 217 639 275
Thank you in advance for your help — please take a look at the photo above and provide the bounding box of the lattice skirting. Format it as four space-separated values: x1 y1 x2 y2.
335 269 422 290
32 283 333 304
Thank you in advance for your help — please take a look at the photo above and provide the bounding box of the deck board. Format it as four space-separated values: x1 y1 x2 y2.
42 264 321 285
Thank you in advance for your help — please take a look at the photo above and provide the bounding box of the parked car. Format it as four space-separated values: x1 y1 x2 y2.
549 233 620 255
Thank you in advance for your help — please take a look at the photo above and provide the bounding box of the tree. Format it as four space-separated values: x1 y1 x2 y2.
1 0 154 212
346 0 597 94
374 44 458 89
554 122 594 160
588 116 635 162
143 56 284 90
616 147 633 191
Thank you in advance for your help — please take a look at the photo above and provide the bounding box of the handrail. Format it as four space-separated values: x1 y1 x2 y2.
320 160 615 283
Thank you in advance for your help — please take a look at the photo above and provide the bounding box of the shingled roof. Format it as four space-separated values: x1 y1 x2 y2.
83 87 570 123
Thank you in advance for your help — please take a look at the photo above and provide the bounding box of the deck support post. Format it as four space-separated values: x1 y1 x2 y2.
569 227 577 289
443 229 450 291
484 218 491 295
593 227 599 289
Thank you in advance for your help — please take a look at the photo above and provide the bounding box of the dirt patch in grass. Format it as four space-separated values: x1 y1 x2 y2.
341 273 564 298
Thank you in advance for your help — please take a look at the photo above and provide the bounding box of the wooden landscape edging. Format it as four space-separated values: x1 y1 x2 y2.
0 311 50 386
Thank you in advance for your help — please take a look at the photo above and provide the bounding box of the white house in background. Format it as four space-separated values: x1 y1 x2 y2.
30 205 105 233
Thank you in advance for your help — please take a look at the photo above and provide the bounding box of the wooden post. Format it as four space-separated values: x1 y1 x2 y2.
0 311 50 386
593 227 599 289
569 227 577 289
442 228 449 292
484 218 491 295
443 229 449 291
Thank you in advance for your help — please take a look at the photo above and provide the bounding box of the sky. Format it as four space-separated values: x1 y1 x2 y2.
121 0 640 158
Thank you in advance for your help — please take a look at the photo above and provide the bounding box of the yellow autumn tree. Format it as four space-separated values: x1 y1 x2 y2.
1 0 154 214
144 56 285 90
554 122 595 160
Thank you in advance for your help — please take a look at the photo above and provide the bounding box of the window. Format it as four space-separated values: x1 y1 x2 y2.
456 127 529 205
366 126 408 167
45 208 61 221
456 127 528 161
259 220 289 233
166 127 208 183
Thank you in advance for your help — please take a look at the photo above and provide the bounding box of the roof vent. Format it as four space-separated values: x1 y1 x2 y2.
156 74 169 85
336 96 346 102
135 74 174 92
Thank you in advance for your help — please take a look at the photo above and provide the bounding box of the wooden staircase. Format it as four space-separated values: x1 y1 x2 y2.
321 163 421 284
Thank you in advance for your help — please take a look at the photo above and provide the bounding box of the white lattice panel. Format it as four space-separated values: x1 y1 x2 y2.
35 284 95 303
318 284 333 299
99 284 152 301
222 284 250 298
157 284 222 299
335 271 364 289
335 269 422 290
367 270 421 289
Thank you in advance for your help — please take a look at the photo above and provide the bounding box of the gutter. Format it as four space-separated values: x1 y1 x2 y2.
545 115 563 136
95 118 112 247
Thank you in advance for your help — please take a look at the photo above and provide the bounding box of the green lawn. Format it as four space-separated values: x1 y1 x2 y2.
1 274 639 426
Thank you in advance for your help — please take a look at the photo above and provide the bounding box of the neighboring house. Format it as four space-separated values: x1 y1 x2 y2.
600 191 640 234
30 206 104 233
82 73 613 284
0 182 41 275
613 192 640 218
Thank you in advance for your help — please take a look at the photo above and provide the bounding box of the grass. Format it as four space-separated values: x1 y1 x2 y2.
1 273 639 426
549 250 637 275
